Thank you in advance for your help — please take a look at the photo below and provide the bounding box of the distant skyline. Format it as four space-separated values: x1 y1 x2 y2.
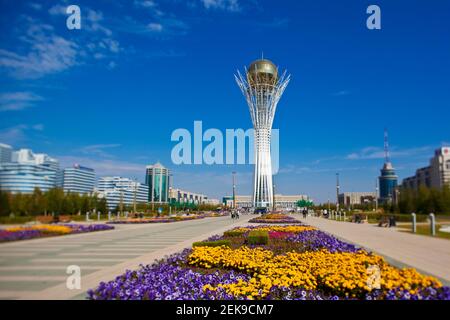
1 0 449 202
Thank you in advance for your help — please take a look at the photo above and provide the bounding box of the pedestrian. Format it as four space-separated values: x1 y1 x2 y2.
302 209 307 219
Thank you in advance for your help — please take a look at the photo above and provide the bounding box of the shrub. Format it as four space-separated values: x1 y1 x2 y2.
248 230 269 245
192 240 231 248
224 230 246 237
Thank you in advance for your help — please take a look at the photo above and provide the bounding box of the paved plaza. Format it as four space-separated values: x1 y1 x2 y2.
0 216 252 300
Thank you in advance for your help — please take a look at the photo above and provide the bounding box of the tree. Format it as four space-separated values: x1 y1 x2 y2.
46 188 64 214
97 197 107 215
28 187 46 215
0 190 10 216
296 199 314 208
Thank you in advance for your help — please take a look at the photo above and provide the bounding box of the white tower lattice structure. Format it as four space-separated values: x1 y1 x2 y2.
235 59 290 209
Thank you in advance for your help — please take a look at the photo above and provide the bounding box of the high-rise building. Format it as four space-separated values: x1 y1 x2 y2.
0 143 12 163
0 148 60 193
402 147 450 191
378 130 398 204
62 164 95 194
235 58 290 208
97 176 149 211
145 162 170 203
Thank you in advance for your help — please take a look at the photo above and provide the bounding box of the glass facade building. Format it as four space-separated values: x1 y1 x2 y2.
0 143 12 163
97 176 149 211
0 148 60 193
145 163 170 203
62 164 95 194
378 162 398 204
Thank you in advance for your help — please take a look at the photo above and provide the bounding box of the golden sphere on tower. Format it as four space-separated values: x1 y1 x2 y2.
247 59 278 85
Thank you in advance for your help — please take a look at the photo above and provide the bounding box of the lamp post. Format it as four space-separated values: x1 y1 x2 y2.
133 178 137 214
232 171 236 209
375 179 379 212
336 173 340 212
273 183 276 212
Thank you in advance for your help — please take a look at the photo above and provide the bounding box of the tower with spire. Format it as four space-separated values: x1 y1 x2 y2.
378 129 398 204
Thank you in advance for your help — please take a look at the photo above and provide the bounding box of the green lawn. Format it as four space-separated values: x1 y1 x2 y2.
399 224 450 240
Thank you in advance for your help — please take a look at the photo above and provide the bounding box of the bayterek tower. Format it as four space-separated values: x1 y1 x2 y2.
235 58 290 209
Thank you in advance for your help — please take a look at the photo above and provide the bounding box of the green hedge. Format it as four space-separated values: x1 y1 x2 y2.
192 240 231 248
248 230 269 245
224 230 246 237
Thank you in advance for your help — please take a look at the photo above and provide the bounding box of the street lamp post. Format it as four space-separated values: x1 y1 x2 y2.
133 178 137 214
273 183 276 212
232 171 236 209
336 173 340 213
375 179 379 212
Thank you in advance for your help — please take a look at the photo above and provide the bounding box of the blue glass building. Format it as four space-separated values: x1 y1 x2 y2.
379 162 398 204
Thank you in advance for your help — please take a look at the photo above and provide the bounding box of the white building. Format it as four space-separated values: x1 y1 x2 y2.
0 147 60 193
225 194 309 209
62 164 95 194
204 198 220 205
169 187 207 204
402 147 450 190
0 143 12 163
97 176 149 211
338 192 377 207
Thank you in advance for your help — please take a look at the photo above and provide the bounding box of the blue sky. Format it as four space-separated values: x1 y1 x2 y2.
0 0 449 203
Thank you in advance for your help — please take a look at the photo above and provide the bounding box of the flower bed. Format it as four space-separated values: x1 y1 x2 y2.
249 213 301 224
107 215 204 224
87 224 450 300
0 223 114 242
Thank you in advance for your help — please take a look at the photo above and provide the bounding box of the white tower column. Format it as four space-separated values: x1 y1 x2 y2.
235 59 290 209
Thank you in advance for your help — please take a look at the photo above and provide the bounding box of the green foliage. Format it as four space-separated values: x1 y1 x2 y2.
296 199 314 208
398 185 450 215
248 230 269 245
0 190 11 216
224 230 246 237
192 240 231 247
0 188 108 216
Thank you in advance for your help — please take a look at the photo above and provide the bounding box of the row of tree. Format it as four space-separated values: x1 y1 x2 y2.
0 188 107 216
314 185 450 215
397 185 450 215
0 188 222 217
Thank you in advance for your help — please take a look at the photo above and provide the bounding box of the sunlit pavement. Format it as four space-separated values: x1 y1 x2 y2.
300 216 450 285
0 215 252 300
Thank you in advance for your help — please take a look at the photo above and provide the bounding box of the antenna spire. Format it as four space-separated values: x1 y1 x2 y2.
261 51 264 60
384 128 390 163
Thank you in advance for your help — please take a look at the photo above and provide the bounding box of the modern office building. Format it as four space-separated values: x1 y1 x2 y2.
225 194 309 209
97 176 149 211
145 162 170 203
0 147 60 193
235 58 290 209
169 187 207 204
0 143 12 163
338 192 377 207
62 164 95 194
402 147 450 191
204 198 220 205
378 130 398 204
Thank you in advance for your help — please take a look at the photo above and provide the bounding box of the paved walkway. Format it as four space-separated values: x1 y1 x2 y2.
0 215 251 300
301 216 450 284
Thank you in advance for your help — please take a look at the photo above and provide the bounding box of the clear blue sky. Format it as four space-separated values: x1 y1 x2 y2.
1 0 449 203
